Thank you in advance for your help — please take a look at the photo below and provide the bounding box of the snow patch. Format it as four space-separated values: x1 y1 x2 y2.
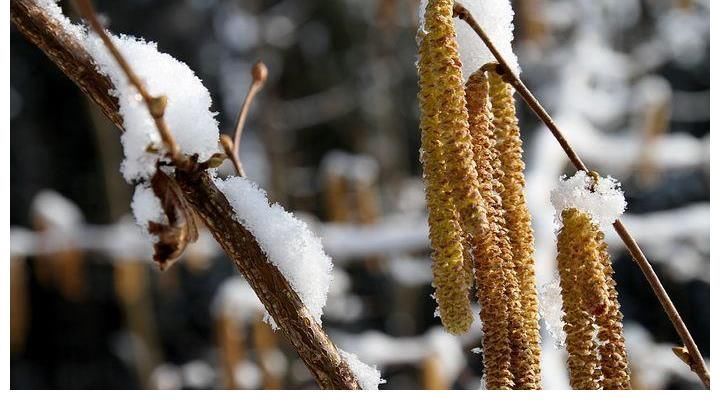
214 176 333 327
338 349 385 390
550 170 626 230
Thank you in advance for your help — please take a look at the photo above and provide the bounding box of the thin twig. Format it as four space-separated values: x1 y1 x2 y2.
454 2 710 389
220 134 244 176
231 62 267 165
73 0 181 162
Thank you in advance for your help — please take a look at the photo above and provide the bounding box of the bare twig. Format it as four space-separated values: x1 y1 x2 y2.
233 61 267 154
222 61 268 177
453 2 710 389
73 0 181 162
11 0 360 389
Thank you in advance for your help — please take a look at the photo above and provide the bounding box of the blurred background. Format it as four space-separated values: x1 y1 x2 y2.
9 0 709 389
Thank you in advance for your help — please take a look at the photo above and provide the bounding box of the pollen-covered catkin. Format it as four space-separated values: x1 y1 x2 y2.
465 69 514 389
418 0 487 238
557 208 604 389
416 0 482 334
486 67 542 386
594 229 631 389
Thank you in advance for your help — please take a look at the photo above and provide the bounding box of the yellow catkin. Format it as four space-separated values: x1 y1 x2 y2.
465 69 514 389
594 229 632 389
557 208 606 389
486 68 542 386
416 0 479 334
418 0 487 238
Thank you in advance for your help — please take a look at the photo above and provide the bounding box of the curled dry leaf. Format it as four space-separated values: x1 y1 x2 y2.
148 168 199 270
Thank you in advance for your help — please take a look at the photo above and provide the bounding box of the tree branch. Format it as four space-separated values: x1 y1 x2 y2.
11 0 123 129
453 2 710 389
10 0 360 389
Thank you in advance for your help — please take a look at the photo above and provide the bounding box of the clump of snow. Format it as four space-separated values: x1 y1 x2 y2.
36 0 87 43
418 0 520 80
38 1 220 183
85 34 220 182
338 349 385 390
214 176 333 327
130 184 166 235
31 190 84 232
470 347 482 355
550 170 626 230
538 274 566 348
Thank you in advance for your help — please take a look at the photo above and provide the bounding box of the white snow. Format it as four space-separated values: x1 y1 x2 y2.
38 1 220 183
550 170 626 230
85 33 220 182
130 183 166 234
418 0 520 80
214 176 333 327
538 274 566 348
338 349 385 390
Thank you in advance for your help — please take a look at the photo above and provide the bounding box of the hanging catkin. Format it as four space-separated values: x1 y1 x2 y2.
557 208 603 389
465 69 514 389
418 0 487 238
417 0 478 334
486 67 542 386
594 229 632 389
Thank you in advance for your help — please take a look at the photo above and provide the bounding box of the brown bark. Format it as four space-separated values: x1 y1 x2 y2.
11 0 123 129
10 0 360 389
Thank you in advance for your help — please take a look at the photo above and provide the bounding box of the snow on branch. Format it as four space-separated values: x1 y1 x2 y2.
215 176 333 327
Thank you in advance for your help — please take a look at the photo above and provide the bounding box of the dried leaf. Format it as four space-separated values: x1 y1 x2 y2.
148 169 199 270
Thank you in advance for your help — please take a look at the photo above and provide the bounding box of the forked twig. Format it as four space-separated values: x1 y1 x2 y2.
73 0 181 162
453 2 710 389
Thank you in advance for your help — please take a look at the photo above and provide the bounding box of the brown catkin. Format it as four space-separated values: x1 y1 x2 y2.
486 67 542 387
416 0 477 334
418 0 487 238
594 229 632 389
557 208 605 389
465 69 514 389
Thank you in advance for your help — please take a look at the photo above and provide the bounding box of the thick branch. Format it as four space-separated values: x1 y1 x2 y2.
11 0 123 129
175 169 359 389
10 0 360 389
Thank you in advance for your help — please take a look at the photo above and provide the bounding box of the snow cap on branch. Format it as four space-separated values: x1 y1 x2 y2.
417 0 520 80
85 34 220 182
550 171 626 230
214 176 333 328
338 349 385 390
38 1 220 183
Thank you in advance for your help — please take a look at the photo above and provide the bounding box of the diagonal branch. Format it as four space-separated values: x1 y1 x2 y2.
10 0 360 389
453 2 710 389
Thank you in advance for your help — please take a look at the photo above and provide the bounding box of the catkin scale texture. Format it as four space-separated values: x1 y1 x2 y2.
557 208 605 389
418 0 487 239
416 0 479 334
595 230 631 389
486 68 542 387
465 70 515 389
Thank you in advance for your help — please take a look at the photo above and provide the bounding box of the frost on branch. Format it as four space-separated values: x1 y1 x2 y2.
417 0 520 80
338 349 385 390
215 176 333 328
550 171 626 231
